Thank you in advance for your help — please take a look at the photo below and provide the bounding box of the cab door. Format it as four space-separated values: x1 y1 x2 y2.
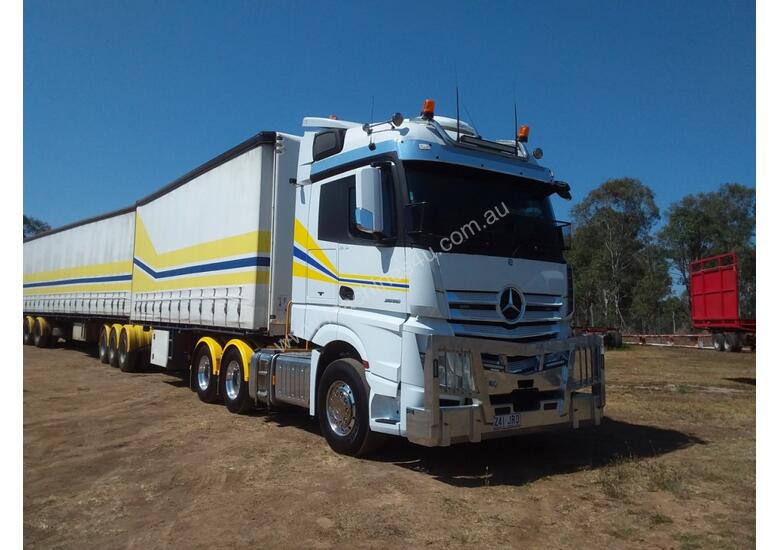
303 181 339 306
334 164 407 316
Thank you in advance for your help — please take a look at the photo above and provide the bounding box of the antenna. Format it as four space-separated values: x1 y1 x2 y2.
456 85 461 142
368 95 376 150
454 66 461 142
514 101 518 149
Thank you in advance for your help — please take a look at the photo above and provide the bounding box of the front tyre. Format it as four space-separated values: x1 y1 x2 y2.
221 347 252 414
317 358 382 457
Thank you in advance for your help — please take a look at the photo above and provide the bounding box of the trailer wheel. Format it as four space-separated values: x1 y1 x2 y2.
118 330 139 373
221 347 252 414
713 333 725 352
317 358 382 457
108 328 120 367
194 344 220 404
98 326 110 364
33 318 50 348
23 318 33 346
724 332 742 353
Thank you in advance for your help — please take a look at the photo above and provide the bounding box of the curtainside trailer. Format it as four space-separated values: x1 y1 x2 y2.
24 99 605 456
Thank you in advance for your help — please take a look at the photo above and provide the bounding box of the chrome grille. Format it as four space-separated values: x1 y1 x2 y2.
446 289 564 342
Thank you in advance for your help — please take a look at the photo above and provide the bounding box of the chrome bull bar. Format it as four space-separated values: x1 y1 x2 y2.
406 335 605 447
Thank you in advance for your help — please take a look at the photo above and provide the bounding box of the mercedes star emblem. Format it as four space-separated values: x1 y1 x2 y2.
498 287 525 322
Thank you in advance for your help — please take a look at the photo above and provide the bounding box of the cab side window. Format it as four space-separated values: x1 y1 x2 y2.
318 168 395 244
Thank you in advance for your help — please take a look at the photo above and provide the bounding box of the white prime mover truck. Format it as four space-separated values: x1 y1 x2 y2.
23 100 604 456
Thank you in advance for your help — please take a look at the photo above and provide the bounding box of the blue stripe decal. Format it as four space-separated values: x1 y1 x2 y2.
134 255 270 279
23 274 132 288
310 139 398 177
310 137 551 182
293 246 338 280
293 246 409 289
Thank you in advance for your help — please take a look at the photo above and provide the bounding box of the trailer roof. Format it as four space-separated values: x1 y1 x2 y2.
24 131 277 243
136 131 277 206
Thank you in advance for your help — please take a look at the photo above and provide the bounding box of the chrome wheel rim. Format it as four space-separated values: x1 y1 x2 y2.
224 360 242 400
326 381 356 437
197 355 211 391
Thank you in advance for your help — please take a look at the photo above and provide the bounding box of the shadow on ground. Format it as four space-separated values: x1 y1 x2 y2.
725 377 756 386
367 418 705 488
257 409 704 488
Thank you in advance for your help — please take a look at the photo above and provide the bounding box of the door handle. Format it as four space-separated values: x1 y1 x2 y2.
339 286 355 300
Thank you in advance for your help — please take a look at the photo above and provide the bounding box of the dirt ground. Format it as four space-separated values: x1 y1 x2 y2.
23 342 755 549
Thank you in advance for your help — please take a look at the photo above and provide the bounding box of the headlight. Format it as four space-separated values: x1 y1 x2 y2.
544 351 570 369
436 350 475 395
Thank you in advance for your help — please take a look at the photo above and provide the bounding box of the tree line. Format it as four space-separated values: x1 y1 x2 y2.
566 179 755 334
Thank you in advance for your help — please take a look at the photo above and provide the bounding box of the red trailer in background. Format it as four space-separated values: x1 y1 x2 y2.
690 252 755 352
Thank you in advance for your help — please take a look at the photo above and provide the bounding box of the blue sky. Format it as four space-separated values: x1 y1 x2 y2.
24 0 755 228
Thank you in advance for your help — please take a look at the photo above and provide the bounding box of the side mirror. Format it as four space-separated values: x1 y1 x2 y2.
354 166 384 234
552 180 572 200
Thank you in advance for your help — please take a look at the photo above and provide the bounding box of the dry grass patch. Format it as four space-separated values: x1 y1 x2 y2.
597 456 688 500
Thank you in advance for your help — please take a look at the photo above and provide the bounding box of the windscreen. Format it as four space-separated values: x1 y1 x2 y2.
404 161 566 262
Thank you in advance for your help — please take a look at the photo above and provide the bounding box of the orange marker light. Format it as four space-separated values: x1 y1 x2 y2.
421 98 436 119
517 125 529 143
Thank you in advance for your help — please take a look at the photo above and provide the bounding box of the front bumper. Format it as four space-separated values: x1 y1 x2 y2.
405 335 605 447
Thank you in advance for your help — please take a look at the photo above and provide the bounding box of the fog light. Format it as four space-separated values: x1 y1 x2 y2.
437 350 475 395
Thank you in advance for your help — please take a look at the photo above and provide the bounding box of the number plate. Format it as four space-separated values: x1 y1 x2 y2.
493 413 521 430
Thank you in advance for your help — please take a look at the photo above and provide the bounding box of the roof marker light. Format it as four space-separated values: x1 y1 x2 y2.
420 99 436 120
517 125 529 143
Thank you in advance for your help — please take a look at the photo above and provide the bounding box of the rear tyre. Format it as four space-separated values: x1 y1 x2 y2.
725 332 742 353
317 358 382 457
108 328 120 367
33 319 50 348
194 345 220 403
98 326 110 364
221 347 252 414
118 330 139 373
713 333 725 352
23 319 33 346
